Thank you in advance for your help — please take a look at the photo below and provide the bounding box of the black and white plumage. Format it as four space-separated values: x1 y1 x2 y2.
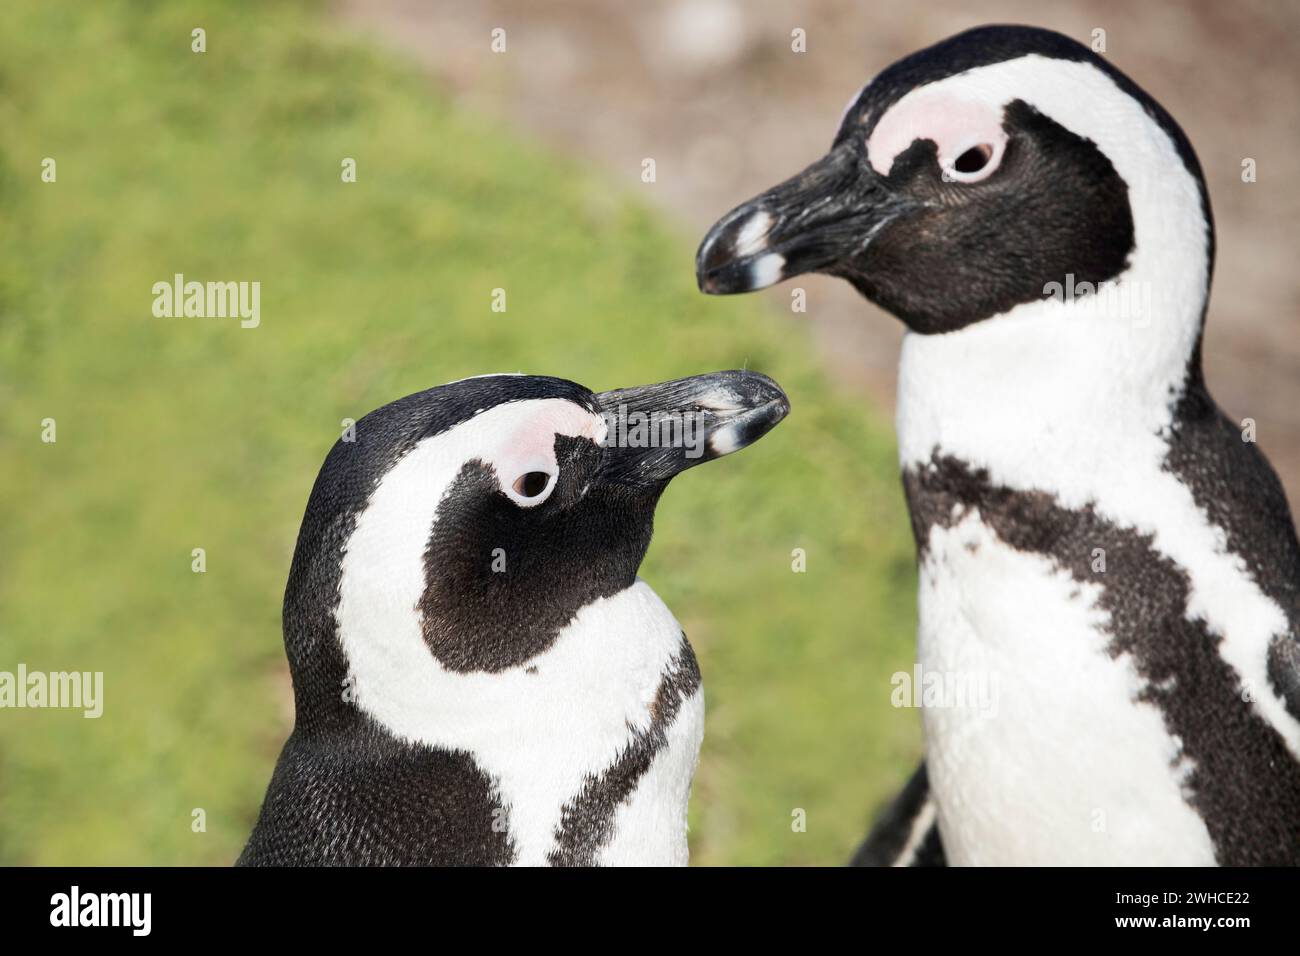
238 371 789 866
698 25 1300 865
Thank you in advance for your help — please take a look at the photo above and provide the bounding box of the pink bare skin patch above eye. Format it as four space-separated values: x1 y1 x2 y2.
491 400 605 485
866 91 1009 179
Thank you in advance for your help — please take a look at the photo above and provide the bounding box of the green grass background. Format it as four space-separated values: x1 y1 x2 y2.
0 0 920 865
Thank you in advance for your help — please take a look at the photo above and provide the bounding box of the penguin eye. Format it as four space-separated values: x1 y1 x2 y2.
954 144 992 173
943 141 1001 184
511 471 553 499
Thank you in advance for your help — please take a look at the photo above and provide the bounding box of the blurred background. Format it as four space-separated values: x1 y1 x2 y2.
1 0 1297 866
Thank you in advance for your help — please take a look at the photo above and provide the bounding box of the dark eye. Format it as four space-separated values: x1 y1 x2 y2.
512 471 551 498
954 143 993 174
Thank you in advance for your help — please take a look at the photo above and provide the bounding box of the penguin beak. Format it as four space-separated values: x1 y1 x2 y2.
695 140 911 294
594 370 790 486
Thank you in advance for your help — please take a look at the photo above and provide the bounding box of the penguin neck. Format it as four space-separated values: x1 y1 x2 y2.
895 261 1210 495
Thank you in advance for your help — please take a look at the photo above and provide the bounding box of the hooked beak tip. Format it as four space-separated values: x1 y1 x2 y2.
692 369 790 459
695 206 789 295
709 391 789 455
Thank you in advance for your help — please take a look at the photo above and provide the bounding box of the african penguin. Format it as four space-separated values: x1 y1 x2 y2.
697 25 1300 866
238 370 789 866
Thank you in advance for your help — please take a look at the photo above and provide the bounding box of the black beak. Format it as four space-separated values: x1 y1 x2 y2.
594 370 790 486
695 140 910 295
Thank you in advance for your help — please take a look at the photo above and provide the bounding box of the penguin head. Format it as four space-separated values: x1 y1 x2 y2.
282 371 788 725
696 25 1213 339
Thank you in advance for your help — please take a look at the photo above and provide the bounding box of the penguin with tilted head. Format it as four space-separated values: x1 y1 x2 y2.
239 370 789 866
698 25 1300 865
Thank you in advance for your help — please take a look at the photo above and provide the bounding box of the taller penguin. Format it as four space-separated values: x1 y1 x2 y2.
697 25 1300 865
239 370 789 866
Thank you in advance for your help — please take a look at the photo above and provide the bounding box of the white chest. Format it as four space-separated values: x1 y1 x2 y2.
338 577 704 866
916 514 1217 865
894 305 1300 864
